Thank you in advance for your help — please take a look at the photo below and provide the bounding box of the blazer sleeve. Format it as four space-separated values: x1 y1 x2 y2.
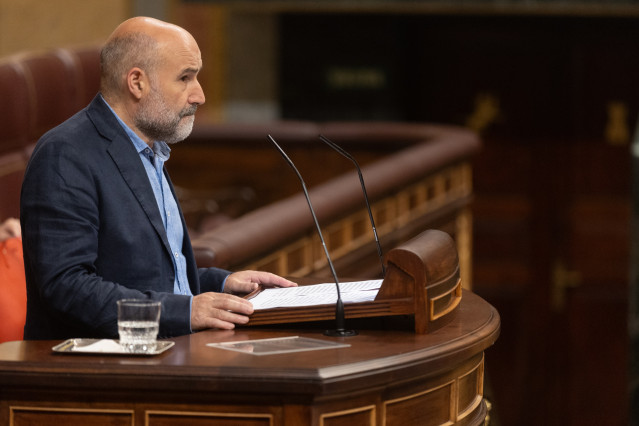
197 268 230 293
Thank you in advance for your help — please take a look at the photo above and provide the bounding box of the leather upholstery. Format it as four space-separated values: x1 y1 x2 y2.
0 45 480 296
0 46 101 218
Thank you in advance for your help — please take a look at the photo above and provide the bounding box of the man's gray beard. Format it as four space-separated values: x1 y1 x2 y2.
135 90 197 144
167 114 195 144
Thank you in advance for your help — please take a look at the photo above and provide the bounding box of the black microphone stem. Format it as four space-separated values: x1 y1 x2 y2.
267 135 357 337
318 134 386 277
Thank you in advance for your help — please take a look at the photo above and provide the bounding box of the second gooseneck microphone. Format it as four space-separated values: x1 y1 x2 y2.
318 134 385 277
268 135 357 337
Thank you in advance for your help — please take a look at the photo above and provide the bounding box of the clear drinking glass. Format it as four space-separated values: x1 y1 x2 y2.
117 299 161 353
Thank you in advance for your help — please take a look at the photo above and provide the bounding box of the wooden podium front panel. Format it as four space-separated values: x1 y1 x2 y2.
382 354 485 426
146 411 274 426
0 292 498 426
0 354 488 426
10 408 134 426
319 406 376 426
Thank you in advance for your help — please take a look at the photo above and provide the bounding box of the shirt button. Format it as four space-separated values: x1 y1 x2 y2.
174 252 179 258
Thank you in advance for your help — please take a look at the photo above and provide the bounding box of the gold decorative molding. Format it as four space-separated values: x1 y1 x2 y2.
456 355 485 421
605 100 630 146
319 405 377 426
145 410 274 425
456 207 473 290
382 354 484 425
466 92 500 135
10 406 134 425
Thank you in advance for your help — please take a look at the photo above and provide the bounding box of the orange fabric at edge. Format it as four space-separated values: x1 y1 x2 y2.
0 237 26 342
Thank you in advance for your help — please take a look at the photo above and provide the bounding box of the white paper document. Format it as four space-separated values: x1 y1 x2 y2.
71 339 126 353
248 279 383 310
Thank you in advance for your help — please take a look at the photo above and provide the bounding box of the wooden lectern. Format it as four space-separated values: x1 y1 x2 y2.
0 230 498 426
247 229 462 334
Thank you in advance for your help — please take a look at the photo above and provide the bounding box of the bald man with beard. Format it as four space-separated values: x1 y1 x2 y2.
20 17 295 340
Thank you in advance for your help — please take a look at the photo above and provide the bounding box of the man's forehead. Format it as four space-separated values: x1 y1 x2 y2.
158 38 202 72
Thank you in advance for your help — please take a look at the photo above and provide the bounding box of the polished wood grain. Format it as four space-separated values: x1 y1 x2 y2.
175 122 479 288
246 230 462 335
0 291 498 426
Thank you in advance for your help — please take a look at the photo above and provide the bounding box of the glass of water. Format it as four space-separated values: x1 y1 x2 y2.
117 299 161 353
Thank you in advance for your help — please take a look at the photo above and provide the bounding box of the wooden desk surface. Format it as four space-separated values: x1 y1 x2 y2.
0 291 499 426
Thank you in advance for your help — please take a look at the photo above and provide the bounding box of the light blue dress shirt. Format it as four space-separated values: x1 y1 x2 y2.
103 97 192 298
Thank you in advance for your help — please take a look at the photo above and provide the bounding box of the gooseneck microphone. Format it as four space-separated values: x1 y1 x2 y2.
268 135 357 337
318 134 386 277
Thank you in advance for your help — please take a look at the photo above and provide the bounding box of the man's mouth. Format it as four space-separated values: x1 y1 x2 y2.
181 105 198 118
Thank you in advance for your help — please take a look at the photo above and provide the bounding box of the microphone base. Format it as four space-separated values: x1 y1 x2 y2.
324 328 359 337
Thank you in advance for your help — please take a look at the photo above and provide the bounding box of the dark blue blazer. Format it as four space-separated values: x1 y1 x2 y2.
20 95 229 340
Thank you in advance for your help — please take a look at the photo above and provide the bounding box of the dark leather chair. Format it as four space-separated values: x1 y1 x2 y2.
0 59 29 219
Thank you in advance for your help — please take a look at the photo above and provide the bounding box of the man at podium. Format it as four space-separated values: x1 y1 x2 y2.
20 17 296 341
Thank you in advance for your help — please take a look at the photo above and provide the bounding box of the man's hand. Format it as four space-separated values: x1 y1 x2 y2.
191 292 254 331
223 270 298 295
191 271 296 331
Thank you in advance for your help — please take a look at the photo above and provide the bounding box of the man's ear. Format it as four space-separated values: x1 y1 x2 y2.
127 67 146 100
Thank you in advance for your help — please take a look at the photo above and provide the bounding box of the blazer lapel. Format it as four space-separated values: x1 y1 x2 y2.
87 96 173 256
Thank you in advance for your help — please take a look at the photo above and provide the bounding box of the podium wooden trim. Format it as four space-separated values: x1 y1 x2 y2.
431 277 462 321
246 229 462 334
0 291 500 426
0 232 497 425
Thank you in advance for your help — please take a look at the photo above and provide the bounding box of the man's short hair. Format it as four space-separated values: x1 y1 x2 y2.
100 32 159 97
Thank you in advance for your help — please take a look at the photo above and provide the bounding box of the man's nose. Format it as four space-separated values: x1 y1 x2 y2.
189 80 205 105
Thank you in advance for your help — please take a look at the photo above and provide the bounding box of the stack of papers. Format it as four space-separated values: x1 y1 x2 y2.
248 279 383 310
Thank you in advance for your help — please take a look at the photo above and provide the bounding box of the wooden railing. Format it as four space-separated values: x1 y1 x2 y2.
186 122 480 286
